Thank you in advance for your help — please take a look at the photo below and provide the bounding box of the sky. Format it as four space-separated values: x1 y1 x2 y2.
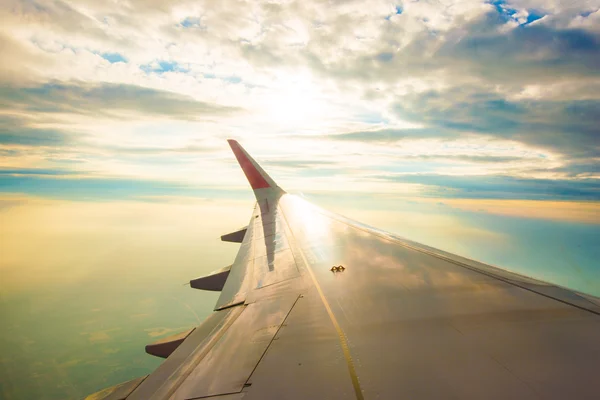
0 0 599 399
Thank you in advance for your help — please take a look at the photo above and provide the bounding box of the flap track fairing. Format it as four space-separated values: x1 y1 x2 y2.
190 265 232 291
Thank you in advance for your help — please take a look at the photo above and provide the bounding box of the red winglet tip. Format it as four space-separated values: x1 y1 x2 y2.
228 140 271 190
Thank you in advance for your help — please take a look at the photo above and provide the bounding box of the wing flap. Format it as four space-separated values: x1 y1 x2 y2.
127 307 243 400
171 294 299 399
84 376 147 400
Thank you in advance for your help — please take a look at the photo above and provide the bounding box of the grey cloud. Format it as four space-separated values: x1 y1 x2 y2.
439 13 600 83
0 167 78 176
299 7 600 87
0 174 246 201
7 0 111 40
402 155 530 164
378 174 600 201
6 0 167 42
311 125 592 175
217 3 600 108
102 144 218 155
528 160 600 179
326 128 457 143
557 161 600 177
239 42 286 68
261 158 338 169
8 1 599 92
0 82 241 120
391 87 600 159
0 31 53 85
0 116 75 146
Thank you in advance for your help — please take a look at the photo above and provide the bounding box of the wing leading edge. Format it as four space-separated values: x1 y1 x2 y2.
86 141 600 400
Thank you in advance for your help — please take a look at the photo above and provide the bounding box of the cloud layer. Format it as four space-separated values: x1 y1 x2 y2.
1 0 598 216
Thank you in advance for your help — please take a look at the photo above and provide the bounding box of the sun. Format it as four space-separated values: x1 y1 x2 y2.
262 73 328 127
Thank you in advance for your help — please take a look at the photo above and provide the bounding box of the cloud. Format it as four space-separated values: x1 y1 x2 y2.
543 161 600 178
82 328 120 344
325 127 457 142
378 174 600 200
100 144 218 156
440 13 600 82
0 0 597 203
292 4 600 88
0 167 78 176
1 81 241 120
9 0 103 34
144 326 189 338
392 88 600 158
261 158 338 169
404 155 530 164
417 197 600 224
0 116 76 146
0 174 249 201
0 31 52 84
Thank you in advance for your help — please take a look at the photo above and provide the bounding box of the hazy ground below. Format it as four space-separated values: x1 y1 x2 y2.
1 194 598 399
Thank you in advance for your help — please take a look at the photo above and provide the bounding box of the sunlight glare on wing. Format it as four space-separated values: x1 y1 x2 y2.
282 195 334 246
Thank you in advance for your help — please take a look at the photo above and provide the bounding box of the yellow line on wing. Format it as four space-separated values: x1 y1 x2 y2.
279 198 364 399
296 246 365 400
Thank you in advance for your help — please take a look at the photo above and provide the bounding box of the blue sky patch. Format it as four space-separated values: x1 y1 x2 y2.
180 17 202 28
376 52 394 62
385 5 403 20
101 52 127 63
489 1 546 25
525 10 545 24
225 76 242 84
140 60 189 74
0 175 248 201
581 9 597 18
202 73 242 84
489 0 517 18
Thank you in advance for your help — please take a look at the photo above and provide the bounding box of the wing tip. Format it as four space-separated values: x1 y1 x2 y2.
227 139 277 191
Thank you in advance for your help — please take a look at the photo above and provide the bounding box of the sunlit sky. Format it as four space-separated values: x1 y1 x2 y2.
1 0 599 203
0 0 599 399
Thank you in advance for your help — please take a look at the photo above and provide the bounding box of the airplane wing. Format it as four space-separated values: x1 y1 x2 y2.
87 140 600 400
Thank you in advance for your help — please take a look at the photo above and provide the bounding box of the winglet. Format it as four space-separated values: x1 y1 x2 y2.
227 139 284 197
